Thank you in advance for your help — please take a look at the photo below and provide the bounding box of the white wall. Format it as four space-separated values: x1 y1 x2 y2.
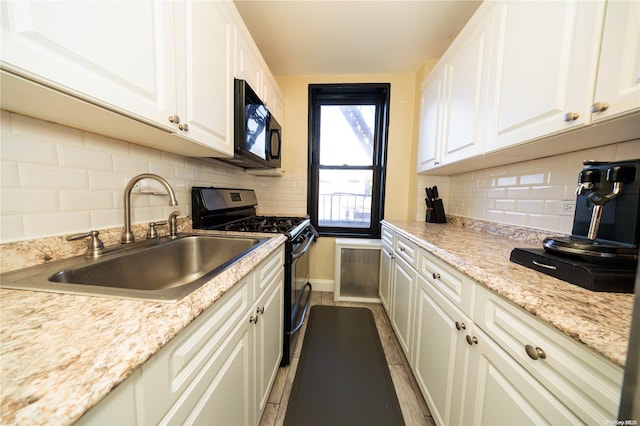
417 140 640 234
0 111 306 243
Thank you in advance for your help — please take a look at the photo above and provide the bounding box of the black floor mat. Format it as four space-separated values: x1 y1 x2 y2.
284 305 404 426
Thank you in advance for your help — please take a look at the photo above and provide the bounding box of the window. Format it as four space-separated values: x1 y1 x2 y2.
307 83 390 238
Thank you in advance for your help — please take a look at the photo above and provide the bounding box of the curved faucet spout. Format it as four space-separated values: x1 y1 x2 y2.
122 173 178 244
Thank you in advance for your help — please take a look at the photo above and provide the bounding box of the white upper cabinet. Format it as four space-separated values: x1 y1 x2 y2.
0 1 282 159
440 4 496 165
484 0 605 151
590 0 640 122
0 0 177 130
174 1 234 155
417 73 444 172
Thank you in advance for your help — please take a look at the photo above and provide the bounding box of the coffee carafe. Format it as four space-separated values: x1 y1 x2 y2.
543 159 640 264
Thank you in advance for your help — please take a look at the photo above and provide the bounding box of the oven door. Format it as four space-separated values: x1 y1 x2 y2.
290 227 315 336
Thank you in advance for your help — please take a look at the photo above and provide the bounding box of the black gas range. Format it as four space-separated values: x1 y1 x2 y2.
191 187 317 366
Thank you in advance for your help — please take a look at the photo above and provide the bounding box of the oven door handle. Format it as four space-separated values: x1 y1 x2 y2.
291 232 316 260
291 282 312 335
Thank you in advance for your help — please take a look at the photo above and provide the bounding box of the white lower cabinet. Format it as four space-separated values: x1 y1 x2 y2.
76 247 284 426
413 274 471 426
380 224 623 426
390 254 416 358
462 325 581 426
379 243 393 313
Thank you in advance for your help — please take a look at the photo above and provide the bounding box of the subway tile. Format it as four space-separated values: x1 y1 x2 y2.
149 163 176 179
23 212 92 238
530 185 564 200
112 154 149 173
486 188 507 198
58 144 113 171
18 163 88 189
485 210 505 222
2 189 59 214
91 209 123 229
130 144 163 162
519 173 545 185
0 215 25 242
59 190 115 212
0 132 59 165
615 140 640 159
505 186 531 199
89 170 131 191
10 113 84 146
516 200 544 214
1 161 19 188
84 132 130 155
527 214 560 232
504 211 528 226
495 199 516 211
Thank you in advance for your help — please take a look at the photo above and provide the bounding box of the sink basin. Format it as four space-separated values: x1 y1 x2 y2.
0 233 269 302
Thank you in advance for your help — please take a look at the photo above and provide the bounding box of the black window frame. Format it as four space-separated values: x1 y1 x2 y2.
307 83 390 238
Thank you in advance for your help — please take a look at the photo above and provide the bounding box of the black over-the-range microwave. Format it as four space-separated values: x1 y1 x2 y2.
217 78 282 169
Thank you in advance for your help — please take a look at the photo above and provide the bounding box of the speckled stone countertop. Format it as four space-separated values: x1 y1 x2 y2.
383 219 635 368
0 230 286 426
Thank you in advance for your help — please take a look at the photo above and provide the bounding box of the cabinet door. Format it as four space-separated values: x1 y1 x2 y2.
253 268 284 424
235 28 263 96
0 1 176 130
440 5 494 165
379 246 393 313
158 318 252 426
413 275 470 426
174 1 234 156
462 326 581 426
485 1 604 151
417 74 444 172
391 255 416 357
591 0 640 122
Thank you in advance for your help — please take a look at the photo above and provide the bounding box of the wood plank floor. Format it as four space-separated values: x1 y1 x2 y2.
259 291 436 426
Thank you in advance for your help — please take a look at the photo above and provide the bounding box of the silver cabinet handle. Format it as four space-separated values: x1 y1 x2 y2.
466 335 478 345
590 102 609 113
257 306 265 315
525 344 546 360
249 315 259 325
178 123 189 132
563 112 580 122
455 321 466 331
168 115 180 124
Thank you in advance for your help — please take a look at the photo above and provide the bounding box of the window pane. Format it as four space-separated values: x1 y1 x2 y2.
318 169 372 228
319 105 375 166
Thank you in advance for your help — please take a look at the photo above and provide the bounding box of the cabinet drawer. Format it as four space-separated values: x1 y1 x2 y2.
256 247 284 296
395 234 418 268
137 276 252 425
474 285 623 424
381 226 394 249
418 250 475 317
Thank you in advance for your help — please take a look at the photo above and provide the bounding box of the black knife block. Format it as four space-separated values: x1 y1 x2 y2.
426 199 447 223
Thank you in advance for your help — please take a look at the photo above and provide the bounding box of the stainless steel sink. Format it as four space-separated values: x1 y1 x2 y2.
0 233 268 302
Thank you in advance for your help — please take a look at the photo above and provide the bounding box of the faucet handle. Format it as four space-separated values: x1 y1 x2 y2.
147 221 168 239
67 230 105 258
168 211 180 237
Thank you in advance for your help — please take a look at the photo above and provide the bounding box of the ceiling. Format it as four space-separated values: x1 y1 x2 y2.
233 0 482 77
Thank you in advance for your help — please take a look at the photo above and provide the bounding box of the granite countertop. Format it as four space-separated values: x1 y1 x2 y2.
0 231 286 426
383 220 635 368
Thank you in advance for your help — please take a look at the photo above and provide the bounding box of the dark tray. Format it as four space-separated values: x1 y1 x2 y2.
510 248 636 293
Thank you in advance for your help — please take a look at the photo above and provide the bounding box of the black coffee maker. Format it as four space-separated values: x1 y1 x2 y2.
511 159 640 292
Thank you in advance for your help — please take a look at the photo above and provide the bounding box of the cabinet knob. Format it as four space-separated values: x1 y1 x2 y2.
433 161 440 166
466 335 478 345
563 112 580 122
525 344 546 360
590 102 609 113
432 272 441 280
168 115 180 124
178 123 189 132
257 306 265 315
249 315 259 325
455 321 466 331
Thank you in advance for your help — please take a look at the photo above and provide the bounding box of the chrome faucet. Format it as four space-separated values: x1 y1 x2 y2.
122 173 178 244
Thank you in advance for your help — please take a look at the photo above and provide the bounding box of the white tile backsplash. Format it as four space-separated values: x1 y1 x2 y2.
417 140 640 234
0 111 304 243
